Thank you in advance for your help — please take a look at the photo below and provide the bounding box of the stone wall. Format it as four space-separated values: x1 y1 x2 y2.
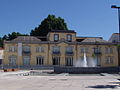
54 66 120 74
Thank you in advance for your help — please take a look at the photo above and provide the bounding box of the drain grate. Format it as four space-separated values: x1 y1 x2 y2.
49 79 56 81
60 79 68 81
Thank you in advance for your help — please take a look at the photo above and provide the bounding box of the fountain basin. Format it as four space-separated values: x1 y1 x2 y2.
54 66 120 74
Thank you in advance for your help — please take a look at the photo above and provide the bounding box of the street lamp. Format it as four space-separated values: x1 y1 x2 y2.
111 5 120 44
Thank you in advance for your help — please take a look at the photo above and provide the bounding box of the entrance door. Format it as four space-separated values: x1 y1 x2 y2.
0 59 2 65
94 56 101 66
23 56 30 66
52 57 60 65
9 56 16 66
65 57 73 66
36 56 44 65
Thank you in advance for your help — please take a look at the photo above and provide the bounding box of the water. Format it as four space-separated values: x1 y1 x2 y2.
83 52 87 67
74 52 96 67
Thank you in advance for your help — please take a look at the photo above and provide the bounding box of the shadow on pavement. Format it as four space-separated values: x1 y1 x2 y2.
87 85 118 89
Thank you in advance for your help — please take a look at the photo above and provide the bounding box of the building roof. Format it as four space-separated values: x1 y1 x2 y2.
12 36 41 42
76 36 103 39
108 33 120 43
81 38 107 43
49 30 76 33
35 36 47 41
113 33 120 35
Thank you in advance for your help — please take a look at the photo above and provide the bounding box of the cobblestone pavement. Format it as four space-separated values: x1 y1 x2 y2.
0 71 120 90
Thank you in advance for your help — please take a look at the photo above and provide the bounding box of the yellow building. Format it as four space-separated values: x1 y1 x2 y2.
3 30 119 68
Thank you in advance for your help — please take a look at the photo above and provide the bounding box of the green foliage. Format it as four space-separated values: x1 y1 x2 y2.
30 14 68 36
0 37 3 48
92 53 96 57
117 45 120 47
7 32 26 40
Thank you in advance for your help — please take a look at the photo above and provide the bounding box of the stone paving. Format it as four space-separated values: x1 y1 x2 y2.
0 70 120 90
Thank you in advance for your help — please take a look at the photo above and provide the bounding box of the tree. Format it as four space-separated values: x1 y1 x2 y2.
30 14 68 36
0 37 3 48
7 32 23 40
0 32 28 47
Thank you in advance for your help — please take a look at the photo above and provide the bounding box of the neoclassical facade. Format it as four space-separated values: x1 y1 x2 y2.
3 30 119 67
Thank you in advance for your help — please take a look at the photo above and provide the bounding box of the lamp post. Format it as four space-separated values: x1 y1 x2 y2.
111 5 120 44
111 5 120 66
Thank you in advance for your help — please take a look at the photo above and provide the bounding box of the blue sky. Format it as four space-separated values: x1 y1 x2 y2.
0 0 120 40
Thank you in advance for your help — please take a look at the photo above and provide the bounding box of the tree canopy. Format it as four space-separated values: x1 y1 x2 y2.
30 14 68 36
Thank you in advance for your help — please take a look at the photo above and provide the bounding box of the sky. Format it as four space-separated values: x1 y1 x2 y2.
0 0 120 40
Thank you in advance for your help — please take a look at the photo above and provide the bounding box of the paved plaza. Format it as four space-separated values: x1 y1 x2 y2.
0 70 120 90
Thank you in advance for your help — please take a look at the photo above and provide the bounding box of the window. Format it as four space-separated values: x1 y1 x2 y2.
52 46 60 54
66 46 73 54
93 47 101 54
54 34 59 41
80 48 88 53
105 56 113 64
9 46 17 52
23 46 30 53
23 56 30 65
66 46 73 52
52 56 60 65
36 56 44 65
9 55 17 65
36 46 44 52
67 34 72 41
0 59 2 65
112 40 116 43
65 57 73 66
105 47 113 54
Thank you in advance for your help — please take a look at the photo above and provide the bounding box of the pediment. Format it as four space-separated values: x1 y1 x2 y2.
58 41 68 46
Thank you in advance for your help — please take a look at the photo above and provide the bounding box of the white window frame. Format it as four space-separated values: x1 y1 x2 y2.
80 48 88 53
66 46 73 53
9 55 17 65
52 46 60 53
67 34 72 41
105 47 113 54
54 34 59 41
23 56 30 65
23 46 30 52
105 56 113 64
36 56 44 65
36 46 44 53
9 46 17 52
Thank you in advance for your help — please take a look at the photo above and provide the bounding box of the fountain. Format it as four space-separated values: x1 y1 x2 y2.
54 48 119 73
74 52 88 67
83 52 88 67
74 50 95 67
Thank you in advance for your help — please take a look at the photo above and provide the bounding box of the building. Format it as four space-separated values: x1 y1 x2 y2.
0 48 4 65
109 33 120 43
3 30 119 68
109 33 120 66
